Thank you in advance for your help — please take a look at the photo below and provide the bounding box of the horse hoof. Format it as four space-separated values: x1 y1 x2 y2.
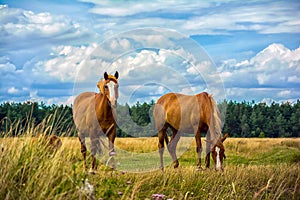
88 169 96 174
110 166 116 171
197 167 204 171
173 161 179 168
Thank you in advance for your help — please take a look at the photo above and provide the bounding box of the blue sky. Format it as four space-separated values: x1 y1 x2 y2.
1 0 299 105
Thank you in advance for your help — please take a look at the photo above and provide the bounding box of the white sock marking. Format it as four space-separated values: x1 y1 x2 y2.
216 147 221 169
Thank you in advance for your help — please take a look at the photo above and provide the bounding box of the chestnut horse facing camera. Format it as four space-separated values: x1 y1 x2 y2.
73 71 119 173
154 92 227 171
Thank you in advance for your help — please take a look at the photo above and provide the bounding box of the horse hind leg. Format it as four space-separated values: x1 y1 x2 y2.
158 124 168 170
168 126 180 168
107 131 116 170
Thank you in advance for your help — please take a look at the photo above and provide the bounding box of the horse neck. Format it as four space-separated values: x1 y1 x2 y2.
95 93 115 119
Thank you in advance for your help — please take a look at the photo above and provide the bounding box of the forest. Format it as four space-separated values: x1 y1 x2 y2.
0 100 299 138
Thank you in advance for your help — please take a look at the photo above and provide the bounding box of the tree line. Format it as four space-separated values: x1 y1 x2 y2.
0 100 299 137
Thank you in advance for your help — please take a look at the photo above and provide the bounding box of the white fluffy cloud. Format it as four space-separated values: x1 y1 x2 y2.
43 37 135 83
0 55 75 103
0 61 16 75
41 32 220 104
41 35 298 104
0 5 90 52
44 44 99 82
219 43 300 102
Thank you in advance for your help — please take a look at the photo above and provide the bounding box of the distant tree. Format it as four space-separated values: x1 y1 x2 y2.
259 131 265 138
240 114 250 137
290 105 300 137
1 99 299 138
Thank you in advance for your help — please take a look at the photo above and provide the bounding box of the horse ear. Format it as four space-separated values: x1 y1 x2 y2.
104 72 108 80
114 71 119 79
221 133 228 142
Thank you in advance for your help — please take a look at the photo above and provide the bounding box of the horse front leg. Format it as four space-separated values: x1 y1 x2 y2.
107 127 116 170
205 132 211 169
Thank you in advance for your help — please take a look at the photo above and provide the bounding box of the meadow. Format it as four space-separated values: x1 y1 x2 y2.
1 134 299 200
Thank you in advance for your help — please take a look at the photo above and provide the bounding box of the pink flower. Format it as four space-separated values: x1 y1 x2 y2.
109 151 116 156
152 193 166 199
126 180 131 185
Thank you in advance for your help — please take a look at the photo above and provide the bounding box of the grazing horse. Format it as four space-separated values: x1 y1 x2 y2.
31 134 62 151
154 92 227 170
73 71 119 172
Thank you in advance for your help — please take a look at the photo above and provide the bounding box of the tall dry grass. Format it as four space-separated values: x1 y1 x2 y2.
0 113 299 199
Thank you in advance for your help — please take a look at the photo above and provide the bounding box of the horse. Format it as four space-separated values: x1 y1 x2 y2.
73 71 119 172
153 92 227 171
46 135 62 151
31 134 62 151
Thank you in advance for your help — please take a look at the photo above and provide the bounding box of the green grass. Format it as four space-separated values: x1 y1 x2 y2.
0 118 299 199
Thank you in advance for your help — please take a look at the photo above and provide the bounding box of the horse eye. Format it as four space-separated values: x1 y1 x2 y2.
104 85 108 89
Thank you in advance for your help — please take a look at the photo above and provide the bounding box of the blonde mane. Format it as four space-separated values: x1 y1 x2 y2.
97 79 105 94
97 75 118 94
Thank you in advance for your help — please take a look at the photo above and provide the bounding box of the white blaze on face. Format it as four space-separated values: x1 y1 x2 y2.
106 81 117 106
215 147 221 169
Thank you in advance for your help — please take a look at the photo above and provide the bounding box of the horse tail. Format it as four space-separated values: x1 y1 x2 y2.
208 94 222 144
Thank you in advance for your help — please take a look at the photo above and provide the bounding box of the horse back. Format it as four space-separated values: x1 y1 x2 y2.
73 92 96 117
154 93 200 132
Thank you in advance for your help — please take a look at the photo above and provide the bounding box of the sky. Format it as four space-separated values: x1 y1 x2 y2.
1 0 300 105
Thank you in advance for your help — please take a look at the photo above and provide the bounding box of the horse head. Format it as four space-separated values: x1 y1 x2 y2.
97 71 119 108
211 133 228 171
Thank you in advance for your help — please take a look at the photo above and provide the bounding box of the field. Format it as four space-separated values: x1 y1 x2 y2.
0 135 299 200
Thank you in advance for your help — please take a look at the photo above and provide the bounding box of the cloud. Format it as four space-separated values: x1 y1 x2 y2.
44 44 99 82
219 43 300 101
43 37 135 83
0 61 16 75
277 90 292 98
36 27 229 104
79 0 300 35
0 5 92 53
186 61 214 75
1 1 299 105
43 30 221 104
224 87 299 103
183 1 300 34
83 0 210 17
287 75 300 83
7 87 19 94
0 55 74 103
